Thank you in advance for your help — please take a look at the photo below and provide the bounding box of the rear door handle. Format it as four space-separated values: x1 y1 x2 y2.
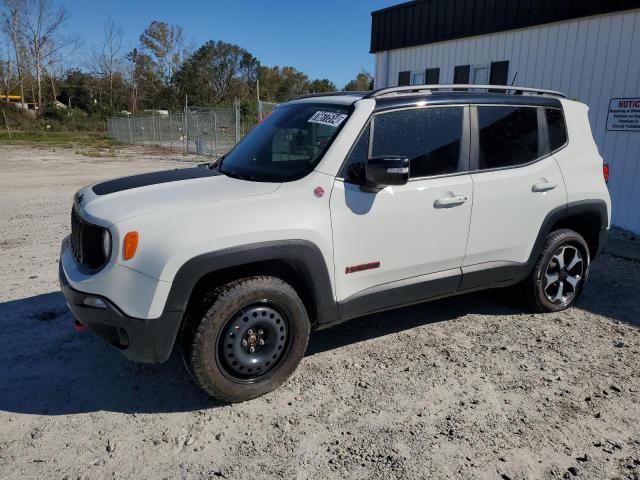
532 181 557 192
434 195 468 208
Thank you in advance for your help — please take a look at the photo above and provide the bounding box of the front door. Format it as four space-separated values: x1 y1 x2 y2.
330 105 473 315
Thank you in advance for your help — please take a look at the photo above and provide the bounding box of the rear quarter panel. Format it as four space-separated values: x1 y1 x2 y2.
555 99 612 226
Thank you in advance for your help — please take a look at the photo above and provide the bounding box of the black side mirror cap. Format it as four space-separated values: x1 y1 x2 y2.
365 156 410 188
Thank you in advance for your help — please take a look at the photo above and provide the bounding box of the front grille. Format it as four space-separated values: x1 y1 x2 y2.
70 206 108 270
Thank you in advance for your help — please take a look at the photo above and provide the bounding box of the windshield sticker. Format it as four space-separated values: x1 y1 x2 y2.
308 111 348 128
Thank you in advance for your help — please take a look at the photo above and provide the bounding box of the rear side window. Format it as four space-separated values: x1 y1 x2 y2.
545 108 567 151
372 107 463 178
477 106 539 169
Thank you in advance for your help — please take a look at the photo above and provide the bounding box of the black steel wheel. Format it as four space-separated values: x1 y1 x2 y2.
181 276 310 403
218 303 290 381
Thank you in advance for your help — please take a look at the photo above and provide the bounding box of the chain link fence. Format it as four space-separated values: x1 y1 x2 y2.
107 105 240 157
258 100 278 120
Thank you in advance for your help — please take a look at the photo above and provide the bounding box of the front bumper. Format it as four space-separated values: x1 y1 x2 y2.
59 261 182 363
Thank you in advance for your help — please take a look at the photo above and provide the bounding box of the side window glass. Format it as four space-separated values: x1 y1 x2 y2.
371 107 463 178
545 108 567 151
477 106 539 169
342 124 370 181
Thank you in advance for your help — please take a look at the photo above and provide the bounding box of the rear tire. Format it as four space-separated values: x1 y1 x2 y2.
524 229 590 312
181 276 310 403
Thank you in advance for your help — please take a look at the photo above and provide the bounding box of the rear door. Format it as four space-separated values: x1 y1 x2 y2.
462 104 567 286
330 105 473 311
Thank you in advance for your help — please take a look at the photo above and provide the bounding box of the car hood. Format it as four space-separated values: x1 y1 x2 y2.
74 167 280 226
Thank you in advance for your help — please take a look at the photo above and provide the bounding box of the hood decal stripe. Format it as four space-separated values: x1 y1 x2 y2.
92 167 220 195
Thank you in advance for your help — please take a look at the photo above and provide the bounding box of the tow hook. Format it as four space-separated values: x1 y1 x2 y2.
74 319 86 332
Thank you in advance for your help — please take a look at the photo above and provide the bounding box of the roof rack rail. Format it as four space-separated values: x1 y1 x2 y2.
365 84 567 99
293 90 372 100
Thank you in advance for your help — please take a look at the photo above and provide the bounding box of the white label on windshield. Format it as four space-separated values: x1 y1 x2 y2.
308 111 348 128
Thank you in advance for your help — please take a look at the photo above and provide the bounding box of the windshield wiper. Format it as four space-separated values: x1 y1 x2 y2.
211 154 226 171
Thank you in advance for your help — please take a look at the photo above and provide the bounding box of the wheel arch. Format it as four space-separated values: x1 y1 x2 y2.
530 200 608 265
164 240 338 329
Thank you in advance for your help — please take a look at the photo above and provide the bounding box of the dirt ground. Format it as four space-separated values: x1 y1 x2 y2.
1 145 639 480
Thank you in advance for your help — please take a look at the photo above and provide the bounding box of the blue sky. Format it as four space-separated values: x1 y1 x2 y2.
58 0 399 88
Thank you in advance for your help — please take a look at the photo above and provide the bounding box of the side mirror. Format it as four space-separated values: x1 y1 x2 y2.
365 156 410 188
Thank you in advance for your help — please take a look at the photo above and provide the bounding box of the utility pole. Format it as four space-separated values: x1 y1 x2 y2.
256 79 261 121
183 94 188 154
235 97 240 144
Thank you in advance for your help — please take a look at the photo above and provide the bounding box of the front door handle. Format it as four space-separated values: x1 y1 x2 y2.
434 195 468 208
532 180 557 192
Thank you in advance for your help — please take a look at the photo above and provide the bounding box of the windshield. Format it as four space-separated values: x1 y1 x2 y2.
219 102 351 182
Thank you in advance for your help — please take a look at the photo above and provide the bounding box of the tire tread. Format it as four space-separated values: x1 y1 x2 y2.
181 276 309 402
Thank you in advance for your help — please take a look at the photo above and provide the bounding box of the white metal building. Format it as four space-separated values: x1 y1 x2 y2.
371 0 640 233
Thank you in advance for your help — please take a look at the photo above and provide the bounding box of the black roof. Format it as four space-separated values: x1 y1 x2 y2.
372 91 563 112
371 0 639 53
293 91 372 100
294 89 564 110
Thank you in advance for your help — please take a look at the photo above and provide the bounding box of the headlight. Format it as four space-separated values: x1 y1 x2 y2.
101 229 111 260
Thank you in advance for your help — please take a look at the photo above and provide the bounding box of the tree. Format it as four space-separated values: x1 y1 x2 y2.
43 59 62 105
0 10 361 118
258 67 337 102
308 78 336 93
257 66 292 102
126 48 164 112
174 40 260 105
92 18 124 110
21 0 77 112
139 20 183 83
1 0 27 102
257 66 311 102
344 70 373 91
57 69 97 112
0 42 20 99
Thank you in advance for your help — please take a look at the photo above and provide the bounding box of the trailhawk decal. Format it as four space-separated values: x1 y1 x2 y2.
345 261 381 274
308 111 348 128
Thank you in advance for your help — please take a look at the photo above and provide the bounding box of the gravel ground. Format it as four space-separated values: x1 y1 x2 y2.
1 145 639 480
610 227 640 245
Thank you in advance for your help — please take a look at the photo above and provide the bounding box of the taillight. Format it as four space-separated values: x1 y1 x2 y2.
603 163 610 183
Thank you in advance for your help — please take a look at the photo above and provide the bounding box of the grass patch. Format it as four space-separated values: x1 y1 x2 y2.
0 130 118 148
74 146 118 158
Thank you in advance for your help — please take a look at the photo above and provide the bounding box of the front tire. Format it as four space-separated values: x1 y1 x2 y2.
181 276 310 403
524 229 590 312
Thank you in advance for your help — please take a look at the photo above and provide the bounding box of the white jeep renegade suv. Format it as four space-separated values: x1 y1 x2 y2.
60 85 611 402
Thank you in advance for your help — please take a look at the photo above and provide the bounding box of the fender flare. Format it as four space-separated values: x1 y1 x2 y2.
526 199 608 267
163 240 339 325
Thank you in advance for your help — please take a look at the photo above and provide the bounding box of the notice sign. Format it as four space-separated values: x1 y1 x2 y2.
607 98 640 131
